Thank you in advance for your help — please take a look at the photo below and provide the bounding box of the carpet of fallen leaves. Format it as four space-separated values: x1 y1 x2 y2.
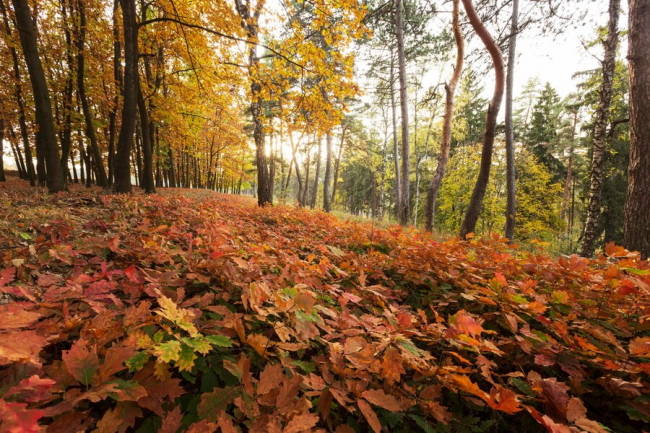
0 177 649 433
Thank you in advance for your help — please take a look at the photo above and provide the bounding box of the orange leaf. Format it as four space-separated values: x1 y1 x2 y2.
357 399 381 433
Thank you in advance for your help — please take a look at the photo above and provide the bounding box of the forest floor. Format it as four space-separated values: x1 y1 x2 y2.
0 176 648 433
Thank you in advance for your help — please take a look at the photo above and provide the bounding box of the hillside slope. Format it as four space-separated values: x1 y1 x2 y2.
0 178 648 432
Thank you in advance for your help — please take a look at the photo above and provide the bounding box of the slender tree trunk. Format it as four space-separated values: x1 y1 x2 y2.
137 86 155 193
581 0 620 257
395 0 410 225
425 0 464 232
504 0 519 242
58 0 74 187
561 111 578 221
331 127 346 206
310 136 322 209
623 0 650 259
114 0 137 193
302 147 311 207
0 119 6 181
459 0 505 239
11 0 64 192
8 126 27 179
76 0 107 187
323 132 333 212
389 54 401 215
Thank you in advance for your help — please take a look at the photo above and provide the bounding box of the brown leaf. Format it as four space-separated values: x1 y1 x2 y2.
362 388 403 412
357 399 381 433
283 412 319 433
258 363 284 396
159 407 183 433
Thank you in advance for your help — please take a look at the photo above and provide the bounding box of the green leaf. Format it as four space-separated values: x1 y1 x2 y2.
155 340 181 363
20 233 32 240
126 351 151 372
292 360 315 374
205 335 232 347
176 344 197 372
409 414 435 433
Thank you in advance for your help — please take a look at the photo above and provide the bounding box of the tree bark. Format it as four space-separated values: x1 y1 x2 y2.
114 0 138 193
323 132 333 212
504 0 519 242
76 0 107 187
580 0 620 257
137 86 155 193
0 119 6 181
108 0 122 187
11 0 64 192
330 127 346 206
390 54 401 216
425 0 464 232
623 0 650 259
395 0 410 225
459 0 505 239
310 136 322 209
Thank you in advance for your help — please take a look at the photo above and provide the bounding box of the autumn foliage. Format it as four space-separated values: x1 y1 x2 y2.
0 178 648 432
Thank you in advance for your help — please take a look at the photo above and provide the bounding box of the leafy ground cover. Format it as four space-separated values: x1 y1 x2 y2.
0 177 648 433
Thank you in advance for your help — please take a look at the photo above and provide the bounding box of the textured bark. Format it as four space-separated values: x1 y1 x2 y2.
395 0 410 225
58 0 74 186
11 0 64 192
114 0 137 193
580 0 620 257
330 127 346 206
504 0 519 242
323 132 333 212
137 86 155 193
0 119 5 181
389 54 401 215
425 0 464 232
310 136 322 209
459 0 505 239
76 0 107 187
623 0 650 259
8 125 27 179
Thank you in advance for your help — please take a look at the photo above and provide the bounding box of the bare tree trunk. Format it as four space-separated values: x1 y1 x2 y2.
623 0 650 259
395 0 410 225
581 0 620 257
310 136 322 208
561 110 578 222
425 0 464 232
8 125 27 179
137 86 156 193
0 119 5 181
59 0 74 187
114 0 137 193
389 54 401 216
11 0 64 192
459 0 505 239
504 0 519 242
323 132 333 212
330 127 346 206
108 0 122 187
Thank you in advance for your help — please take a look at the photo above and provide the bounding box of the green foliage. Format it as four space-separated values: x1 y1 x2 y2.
436 143 564 240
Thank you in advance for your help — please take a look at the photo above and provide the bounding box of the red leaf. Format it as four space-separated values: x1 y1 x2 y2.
0 331 47 366
4 375 55 403
62 338 100 386
0 400 44 433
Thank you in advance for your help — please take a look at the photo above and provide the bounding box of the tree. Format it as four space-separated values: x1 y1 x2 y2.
525 83 564 181
623 0 650 259
424 0 463 232
11 0 64 192
395 0 410 225
504 0 519 242
459 0 505 239
581 0 621 257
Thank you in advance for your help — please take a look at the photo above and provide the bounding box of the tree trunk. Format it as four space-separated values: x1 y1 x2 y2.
395 0 410 225
323 132 333 212
459 0 505 239
389 54 401 216
425 0 464 232
11 0 64 192
0 119 6 181
330 127 346 206
58 0 74 187
137 86 156 193
623 0 650 259
561 110 578 222
108 0 122 188
504 0 519 242
76 0 107 187
8 125 27 179
310 136 322 209
581 0 620 257
114 0 137 193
